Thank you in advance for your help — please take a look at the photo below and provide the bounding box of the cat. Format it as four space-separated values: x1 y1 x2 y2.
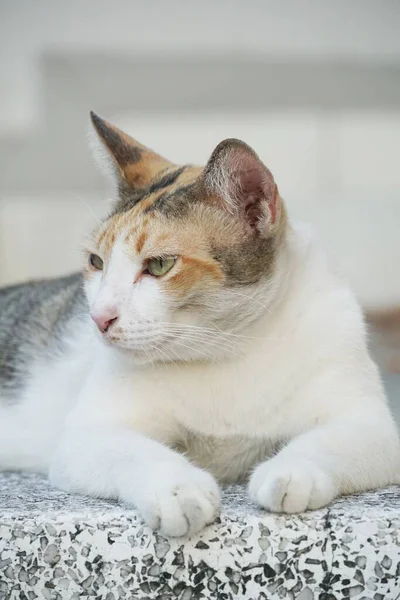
0 111 399 537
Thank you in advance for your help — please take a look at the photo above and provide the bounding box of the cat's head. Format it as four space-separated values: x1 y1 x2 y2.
85 112 288 363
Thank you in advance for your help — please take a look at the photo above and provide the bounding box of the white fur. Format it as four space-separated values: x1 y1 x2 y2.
1 223 399 537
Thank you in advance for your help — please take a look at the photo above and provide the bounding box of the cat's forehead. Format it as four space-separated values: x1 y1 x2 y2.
113 165 204 218
95 165 213 257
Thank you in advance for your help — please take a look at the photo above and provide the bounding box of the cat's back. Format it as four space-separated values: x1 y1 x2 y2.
0 273 86 398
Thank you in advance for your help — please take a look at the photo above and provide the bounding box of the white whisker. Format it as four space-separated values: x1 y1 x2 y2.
157 322 270 341
172 338 216 362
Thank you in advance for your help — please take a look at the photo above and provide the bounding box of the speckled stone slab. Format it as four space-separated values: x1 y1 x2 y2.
0 473 399 600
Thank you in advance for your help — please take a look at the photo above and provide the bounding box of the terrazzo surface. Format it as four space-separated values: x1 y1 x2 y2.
0 473 400 599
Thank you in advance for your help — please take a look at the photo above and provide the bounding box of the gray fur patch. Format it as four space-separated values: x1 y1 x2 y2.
143 182 198 218
212 235 277 287
115 166 188 215
0 273 86 400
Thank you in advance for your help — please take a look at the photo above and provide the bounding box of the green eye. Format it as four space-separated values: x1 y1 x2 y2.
146 257 176 277
89 253 104 270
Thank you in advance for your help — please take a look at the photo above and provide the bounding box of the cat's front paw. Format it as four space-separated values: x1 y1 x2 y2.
249 456 337 513
133 464 220 537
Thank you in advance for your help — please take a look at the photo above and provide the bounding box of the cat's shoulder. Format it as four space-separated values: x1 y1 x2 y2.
283 221 364 330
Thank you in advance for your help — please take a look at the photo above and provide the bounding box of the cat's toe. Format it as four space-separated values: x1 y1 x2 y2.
138 466 220 537
249 457 337 513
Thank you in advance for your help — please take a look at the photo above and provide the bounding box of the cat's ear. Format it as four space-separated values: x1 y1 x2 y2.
89 111 173 188
203 138 280 235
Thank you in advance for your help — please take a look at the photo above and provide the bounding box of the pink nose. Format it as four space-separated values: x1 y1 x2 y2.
91 310 118 333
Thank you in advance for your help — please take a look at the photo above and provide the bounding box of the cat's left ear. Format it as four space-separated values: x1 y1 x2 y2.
89 111 173 189
203 138 280 235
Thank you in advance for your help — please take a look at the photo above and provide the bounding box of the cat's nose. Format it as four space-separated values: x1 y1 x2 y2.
91 310 118 333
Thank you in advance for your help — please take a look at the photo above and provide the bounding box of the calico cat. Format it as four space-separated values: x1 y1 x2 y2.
0 112 398 537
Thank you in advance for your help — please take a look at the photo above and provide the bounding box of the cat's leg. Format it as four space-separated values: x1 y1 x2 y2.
48 377 220 537
249 374 400 513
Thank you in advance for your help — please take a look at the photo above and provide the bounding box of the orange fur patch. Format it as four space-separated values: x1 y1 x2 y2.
166 256 224 296
135 229 147 253
124 157 170 188
181 256 224 282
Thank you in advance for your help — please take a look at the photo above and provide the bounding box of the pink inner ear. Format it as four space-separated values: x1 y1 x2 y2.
238 168 264 227
234 162 277 226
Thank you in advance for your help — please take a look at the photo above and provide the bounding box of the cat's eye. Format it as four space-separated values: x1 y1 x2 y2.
89 253 104 271
146 257 176 277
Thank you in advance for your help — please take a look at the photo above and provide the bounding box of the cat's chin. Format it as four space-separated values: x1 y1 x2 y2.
105 339 183 366
99 332 177 365
107 340 216 367
105 343 159 366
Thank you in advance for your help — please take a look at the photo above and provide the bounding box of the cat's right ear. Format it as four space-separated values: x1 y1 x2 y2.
203 138 280 236
89 112 173 189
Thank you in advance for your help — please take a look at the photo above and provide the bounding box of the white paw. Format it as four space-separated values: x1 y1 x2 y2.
249 456 337 513
132 463 220 537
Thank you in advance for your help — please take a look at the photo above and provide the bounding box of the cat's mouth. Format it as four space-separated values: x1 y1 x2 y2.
102 328 176 358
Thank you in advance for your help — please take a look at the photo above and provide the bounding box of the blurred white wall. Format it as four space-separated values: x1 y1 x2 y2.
0 0 399 308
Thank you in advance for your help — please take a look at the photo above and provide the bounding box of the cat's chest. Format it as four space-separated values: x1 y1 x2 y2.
126 348 294 439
